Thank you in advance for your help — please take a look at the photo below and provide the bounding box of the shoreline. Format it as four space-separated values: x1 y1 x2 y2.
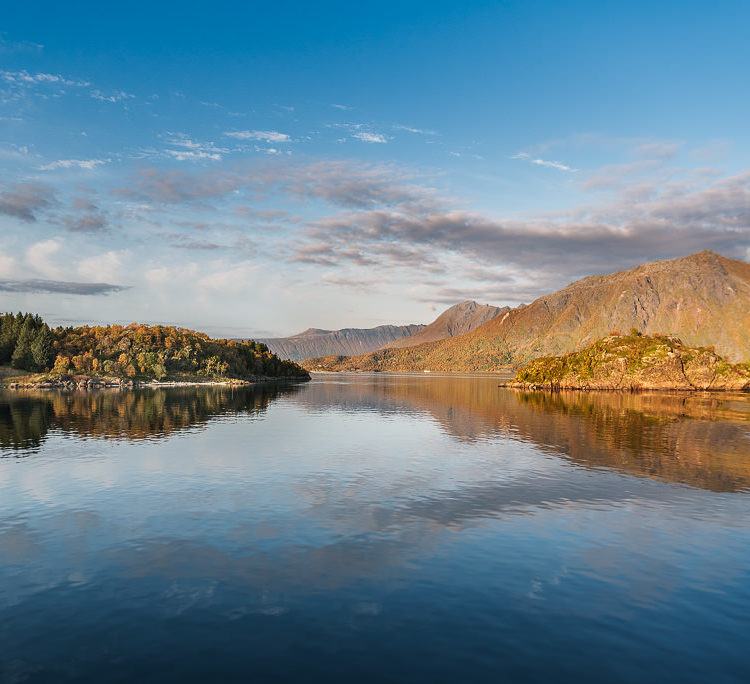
2 374 311 391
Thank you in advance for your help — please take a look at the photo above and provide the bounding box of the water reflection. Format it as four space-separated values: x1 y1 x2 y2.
1 376 750 682
0 384 304 453
294 375 750 492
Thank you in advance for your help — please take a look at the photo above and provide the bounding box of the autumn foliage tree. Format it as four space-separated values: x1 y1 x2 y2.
1 313 308 381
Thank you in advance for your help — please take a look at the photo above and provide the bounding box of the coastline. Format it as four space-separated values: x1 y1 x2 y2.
2 374 311 391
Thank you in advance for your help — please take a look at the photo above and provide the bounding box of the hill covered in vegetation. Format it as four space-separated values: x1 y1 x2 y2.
511 331 750 391
0 312 309 385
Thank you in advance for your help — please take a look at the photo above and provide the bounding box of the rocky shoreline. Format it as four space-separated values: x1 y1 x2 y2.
4 374 311 391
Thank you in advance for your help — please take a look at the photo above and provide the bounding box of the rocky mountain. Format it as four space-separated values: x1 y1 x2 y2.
385 301 507 348
259 324 426 362
260 300 505 362
302 251 750 372
510 332 750 391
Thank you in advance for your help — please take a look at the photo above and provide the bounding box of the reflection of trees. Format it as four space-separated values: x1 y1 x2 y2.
0 384 301 453
295 377 750 492
0 396 55 452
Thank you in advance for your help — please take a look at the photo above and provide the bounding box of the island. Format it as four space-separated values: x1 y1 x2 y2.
508 331 750 391
0 312 310 389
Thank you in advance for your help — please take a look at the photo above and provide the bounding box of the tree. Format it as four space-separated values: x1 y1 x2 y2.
30 324 53 371
11 318 35 370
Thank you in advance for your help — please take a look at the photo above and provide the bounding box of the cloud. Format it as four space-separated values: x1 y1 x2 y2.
293 167 750 289
0 69 89 88
77 250 129 282
39 158 109 171
225 130 291 143
0 36 44 53
112 160 441 211
91 89 135 103
512 152 576 172
0 279 130 295
635 141 683 159
63 214 107 232
330 123 390 144
0 182 55 221
331 104 353 110
580 160 661 191
352 131 389 144
25 238 64 278
163 134 227 161
393 125 438 136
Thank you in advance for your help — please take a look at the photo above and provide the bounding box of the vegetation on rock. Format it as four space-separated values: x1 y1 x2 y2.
512 331 750 391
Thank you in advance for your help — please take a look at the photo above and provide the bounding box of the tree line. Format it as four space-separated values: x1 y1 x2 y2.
0 312 307 380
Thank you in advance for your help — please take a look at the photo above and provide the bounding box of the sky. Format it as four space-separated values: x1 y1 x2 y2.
1 0 749 337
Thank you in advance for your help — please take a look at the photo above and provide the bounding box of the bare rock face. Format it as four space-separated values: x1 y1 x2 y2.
511 333 750 391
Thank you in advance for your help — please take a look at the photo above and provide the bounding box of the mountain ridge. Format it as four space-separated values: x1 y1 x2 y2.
260 300 505 362
302 251 750 372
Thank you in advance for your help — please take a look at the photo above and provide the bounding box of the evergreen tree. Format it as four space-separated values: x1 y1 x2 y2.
11 318 35 370
30 324 53 371
0 314 16 363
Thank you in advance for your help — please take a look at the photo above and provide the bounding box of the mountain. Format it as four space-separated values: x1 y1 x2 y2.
260 300 505 362
302 251 750 372
385 301 507 348
259 324 426 362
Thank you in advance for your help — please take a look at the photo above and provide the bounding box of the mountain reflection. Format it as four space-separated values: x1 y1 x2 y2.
0 384 302 453
296 376 750 492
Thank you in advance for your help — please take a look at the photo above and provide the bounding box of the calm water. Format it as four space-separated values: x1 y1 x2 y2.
1 375 750 683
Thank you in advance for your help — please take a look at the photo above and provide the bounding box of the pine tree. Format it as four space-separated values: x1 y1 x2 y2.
11 318 35 370
0 314 16 363
30 324 53 371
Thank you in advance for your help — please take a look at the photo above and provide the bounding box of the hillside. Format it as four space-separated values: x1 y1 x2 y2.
511 332 750 391
0 312 309 385
302 251 750 373
385 301 507 348
259 324 425 362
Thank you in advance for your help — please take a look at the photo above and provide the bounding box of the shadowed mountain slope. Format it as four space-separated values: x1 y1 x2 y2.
385 301 507 348
303 251 750 372
259 324 426 362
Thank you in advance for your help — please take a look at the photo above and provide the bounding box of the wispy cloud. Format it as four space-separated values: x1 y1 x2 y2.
0 36 44 54
225 130 291 143
164 134 227 161
0 69 90 88
512 152 576 172
393 124 438 136
39 158 109 171
0 278 129 295
0 182 55 221
331 103 353 111
91 89 135 103
331 123 390 144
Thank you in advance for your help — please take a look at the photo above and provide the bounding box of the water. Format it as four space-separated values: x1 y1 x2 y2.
1 374 750 683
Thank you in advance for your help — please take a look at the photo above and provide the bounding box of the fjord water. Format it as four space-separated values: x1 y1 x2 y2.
1 377 750 683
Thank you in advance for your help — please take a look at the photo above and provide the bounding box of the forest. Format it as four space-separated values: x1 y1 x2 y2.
0 312 308 381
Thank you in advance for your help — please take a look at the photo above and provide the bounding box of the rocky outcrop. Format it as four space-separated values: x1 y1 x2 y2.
7 375 135 390
509 333 750 391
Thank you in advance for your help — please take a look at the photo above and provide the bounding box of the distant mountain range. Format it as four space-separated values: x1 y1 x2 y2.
302 251 750 372
259 301 503 362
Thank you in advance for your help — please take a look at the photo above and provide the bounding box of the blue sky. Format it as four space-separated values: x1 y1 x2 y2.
1 0 749 336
